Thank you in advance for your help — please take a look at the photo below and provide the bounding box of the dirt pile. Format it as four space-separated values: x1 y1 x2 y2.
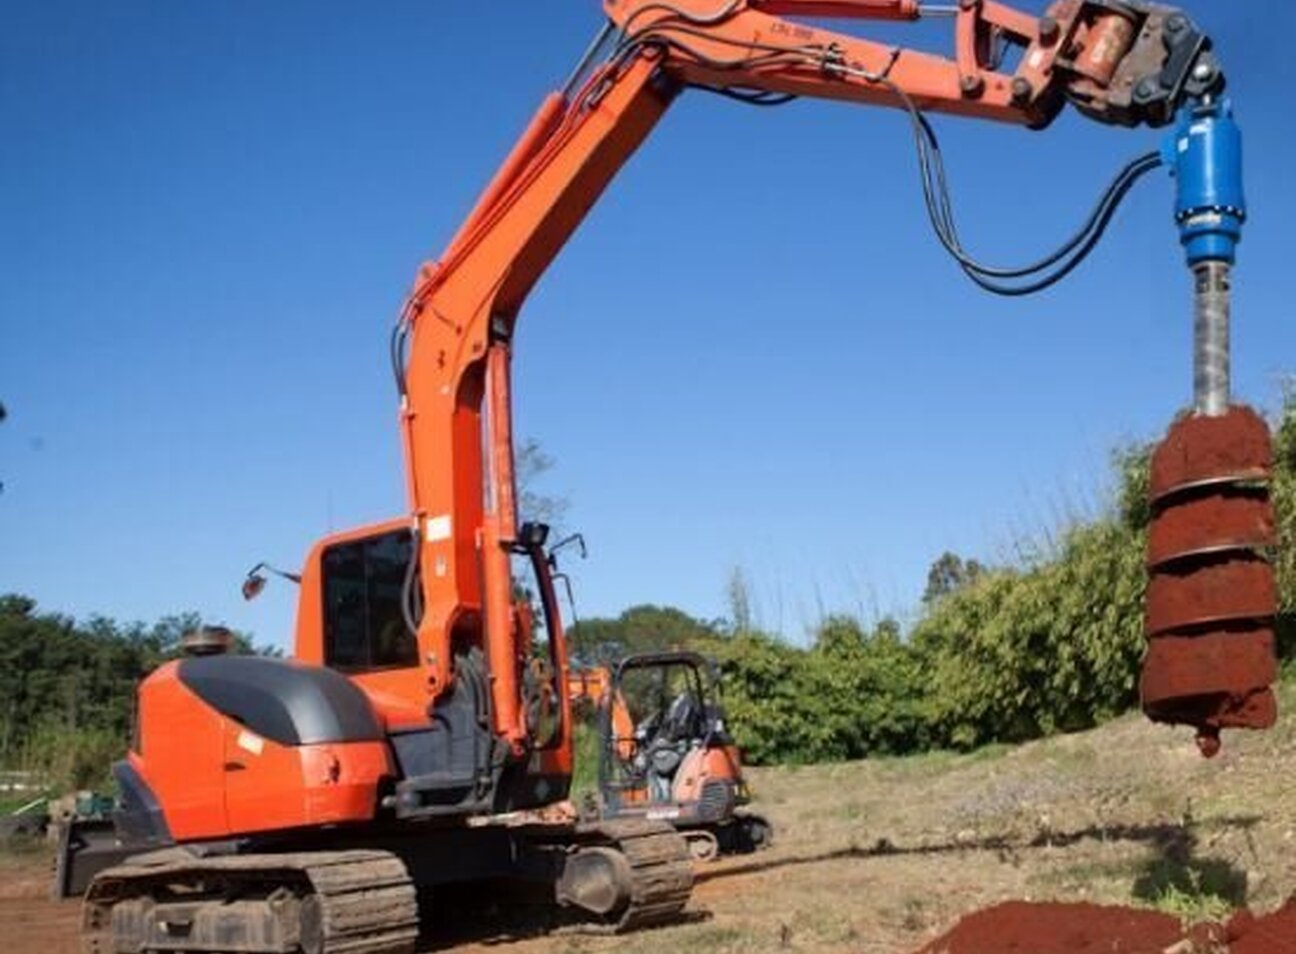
1226 896 1296 954
914 899 1296 954
913 902 1182 953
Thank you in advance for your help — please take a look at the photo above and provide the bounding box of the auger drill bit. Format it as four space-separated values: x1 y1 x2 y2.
1141 101 1278 757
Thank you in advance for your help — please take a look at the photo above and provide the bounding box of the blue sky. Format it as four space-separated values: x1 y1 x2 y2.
2 2 1293 648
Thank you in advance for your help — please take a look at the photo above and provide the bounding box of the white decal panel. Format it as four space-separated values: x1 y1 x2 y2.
425 514 453 542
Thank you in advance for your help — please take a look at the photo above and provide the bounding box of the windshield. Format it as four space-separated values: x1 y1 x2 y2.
512 549 565 749
321 529 419 672
617 661 708 745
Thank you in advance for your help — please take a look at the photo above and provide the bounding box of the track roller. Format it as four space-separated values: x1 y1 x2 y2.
684 831 720 863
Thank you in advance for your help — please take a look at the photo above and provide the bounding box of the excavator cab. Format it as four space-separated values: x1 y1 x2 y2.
287 518 572 819
594 651 771 861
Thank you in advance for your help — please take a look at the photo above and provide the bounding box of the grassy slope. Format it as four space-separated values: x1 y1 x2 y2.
544 677 1296 954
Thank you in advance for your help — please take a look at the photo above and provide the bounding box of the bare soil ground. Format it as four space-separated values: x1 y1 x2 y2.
0 843 75 950
4 681 1293 953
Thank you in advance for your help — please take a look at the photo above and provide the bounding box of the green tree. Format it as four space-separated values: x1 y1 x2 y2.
913 518 1145 750
702 630 821 765
0 596 267 790
726 567 754 633
568 604 718 667
922 552 987 603
808 615 930 758
516 438 568 530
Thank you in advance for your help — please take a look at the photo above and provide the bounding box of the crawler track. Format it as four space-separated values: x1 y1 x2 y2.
572 818 694 932
82 849 417 954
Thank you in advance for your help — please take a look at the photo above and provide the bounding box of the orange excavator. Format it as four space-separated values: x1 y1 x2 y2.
570 652 772 861
67 2 1275 951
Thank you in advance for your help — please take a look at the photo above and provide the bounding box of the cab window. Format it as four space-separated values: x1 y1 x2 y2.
321 530 418 671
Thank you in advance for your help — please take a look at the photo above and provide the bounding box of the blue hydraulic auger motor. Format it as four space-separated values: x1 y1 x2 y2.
1163 100 1247 417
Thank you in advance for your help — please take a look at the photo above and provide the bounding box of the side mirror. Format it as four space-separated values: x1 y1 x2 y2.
241 562 302 601
241 574 268 601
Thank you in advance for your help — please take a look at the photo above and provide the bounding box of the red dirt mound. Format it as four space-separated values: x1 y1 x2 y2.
1227 896 1296 954
915 898 1296 954
914 902 1183 954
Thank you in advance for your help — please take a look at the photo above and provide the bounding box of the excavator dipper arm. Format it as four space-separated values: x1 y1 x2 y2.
393 0 1240 754
597 0 1224 128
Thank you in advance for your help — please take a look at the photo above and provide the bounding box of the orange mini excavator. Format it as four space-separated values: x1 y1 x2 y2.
571 652 773 861
67 3 1274 952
